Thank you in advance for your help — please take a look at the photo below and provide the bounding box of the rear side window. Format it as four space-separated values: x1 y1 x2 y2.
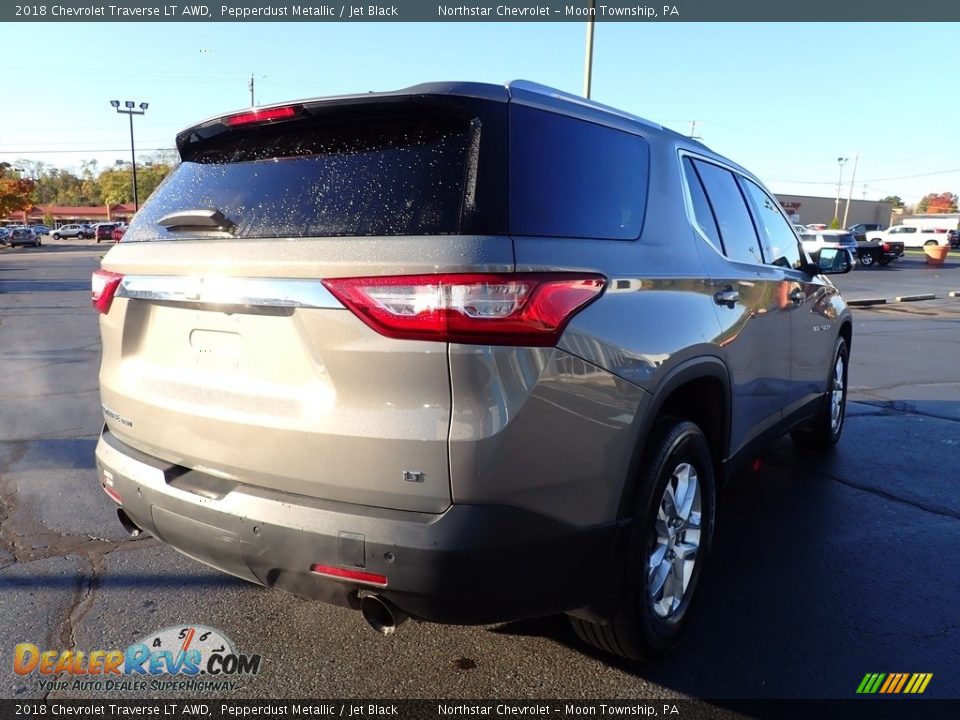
510 106 649 240
681 157 722 251
126 112 476 241
692 160 762 265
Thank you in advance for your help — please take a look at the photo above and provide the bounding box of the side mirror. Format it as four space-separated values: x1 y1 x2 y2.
814 247 854 275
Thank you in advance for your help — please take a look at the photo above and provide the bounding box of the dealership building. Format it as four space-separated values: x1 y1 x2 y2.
775 194 893 228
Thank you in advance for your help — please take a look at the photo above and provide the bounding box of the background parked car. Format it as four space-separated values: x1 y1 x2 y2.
31 225 50 236
800 229 858 262
806 223 828 231
847 223 883 243
866 225 951 248
7 227 40 248
52 224 93 240
949 229 959 249
95 223 118 243
0 228 10 243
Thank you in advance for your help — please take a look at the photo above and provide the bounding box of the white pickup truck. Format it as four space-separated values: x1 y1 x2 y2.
866 225 952 248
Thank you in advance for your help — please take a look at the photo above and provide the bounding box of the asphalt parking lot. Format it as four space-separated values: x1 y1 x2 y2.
1 237 958 702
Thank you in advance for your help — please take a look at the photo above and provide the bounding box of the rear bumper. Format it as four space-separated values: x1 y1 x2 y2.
95 428 624 624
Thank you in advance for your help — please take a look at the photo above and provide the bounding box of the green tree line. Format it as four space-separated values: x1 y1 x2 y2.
5 151 177 210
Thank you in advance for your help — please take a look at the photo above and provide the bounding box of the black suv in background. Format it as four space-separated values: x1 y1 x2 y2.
93 80 855 662
847 223 884 243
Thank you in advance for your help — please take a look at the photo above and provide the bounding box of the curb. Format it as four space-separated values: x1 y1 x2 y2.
848 291 960 307
894 294 936 302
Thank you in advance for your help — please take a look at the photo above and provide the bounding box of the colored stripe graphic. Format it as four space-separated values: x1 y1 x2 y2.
857 672 933 694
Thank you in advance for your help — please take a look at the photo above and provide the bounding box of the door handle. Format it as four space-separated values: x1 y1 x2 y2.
713 287 740 308
789 288 805 305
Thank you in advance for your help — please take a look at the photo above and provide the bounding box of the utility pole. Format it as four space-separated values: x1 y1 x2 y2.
583 0 595 99
248 73 255 106
842 151 860 228
833 156 848 224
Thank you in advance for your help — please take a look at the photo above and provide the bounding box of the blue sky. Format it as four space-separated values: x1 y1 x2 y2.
3 21 958 204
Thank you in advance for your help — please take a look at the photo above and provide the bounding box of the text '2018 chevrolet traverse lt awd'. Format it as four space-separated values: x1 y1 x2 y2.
93 81 853 660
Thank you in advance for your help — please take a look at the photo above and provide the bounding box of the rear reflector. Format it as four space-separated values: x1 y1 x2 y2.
323 273 606 346
309 564 388 588
102 484 122 504
92 269 124 314
224 105 298 126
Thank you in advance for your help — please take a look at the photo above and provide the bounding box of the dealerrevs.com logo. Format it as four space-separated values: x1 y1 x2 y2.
14 625 260 693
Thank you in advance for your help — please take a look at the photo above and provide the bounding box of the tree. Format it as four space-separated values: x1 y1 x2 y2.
916 192 958 214
0 163 36 217
880 195 904 208
829 217 841 229
98 161 173 205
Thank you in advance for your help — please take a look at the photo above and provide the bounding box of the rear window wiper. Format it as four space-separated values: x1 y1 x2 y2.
157 209 236 233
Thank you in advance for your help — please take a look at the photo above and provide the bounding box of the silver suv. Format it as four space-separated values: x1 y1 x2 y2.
93 81 853 660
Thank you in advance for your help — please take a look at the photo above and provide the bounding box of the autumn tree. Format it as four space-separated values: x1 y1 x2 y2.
0 163 36 217
98 160 173 204
880 195 904 208
916 192 959 214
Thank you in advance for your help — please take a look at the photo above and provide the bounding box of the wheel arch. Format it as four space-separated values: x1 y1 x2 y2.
617 357 731 519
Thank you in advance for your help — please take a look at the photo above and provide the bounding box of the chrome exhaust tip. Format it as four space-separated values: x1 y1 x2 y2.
117 509 143 538
358 591 407 635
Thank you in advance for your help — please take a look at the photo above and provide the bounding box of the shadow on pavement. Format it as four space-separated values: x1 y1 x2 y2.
0 280 90 293
490 411 960 698
0 572 248 591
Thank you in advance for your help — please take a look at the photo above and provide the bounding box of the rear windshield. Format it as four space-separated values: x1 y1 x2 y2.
127 112 476 241
126 98 650 242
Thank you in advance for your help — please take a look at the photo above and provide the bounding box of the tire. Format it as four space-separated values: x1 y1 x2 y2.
569 417 716 661
52 233 60 240
792 336 849 451
859 252 875 267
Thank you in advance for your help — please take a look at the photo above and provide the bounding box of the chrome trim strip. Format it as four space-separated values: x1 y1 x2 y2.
115 275 344 309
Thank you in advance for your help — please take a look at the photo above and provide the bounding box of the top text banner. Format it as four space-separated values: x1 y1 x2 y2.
6 0 960 22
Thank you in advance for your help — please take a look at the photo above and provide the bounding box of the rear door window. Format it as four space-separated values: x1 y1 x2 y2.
692 160 763 265
681 157 722 252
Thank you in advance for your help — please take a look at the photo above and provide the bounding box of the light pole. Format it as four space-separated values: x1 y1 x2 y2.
110 100 149 210
583 0 595 98
833 156 848 224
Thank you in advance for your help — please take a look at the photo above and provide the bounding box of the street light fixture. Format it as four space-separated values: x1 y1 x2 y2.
833 156 848 224
110 99 149 211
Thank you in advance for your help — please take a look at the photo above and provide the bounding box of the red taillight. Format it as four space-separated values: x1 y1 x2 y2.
92 269 124 314
223 105 298 126
882 242 891 252
323 273 606 346
309 564 387 588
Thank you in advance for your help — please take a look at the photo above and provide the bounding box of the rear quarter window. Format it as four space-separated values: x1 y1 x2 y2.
509 106 649 240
